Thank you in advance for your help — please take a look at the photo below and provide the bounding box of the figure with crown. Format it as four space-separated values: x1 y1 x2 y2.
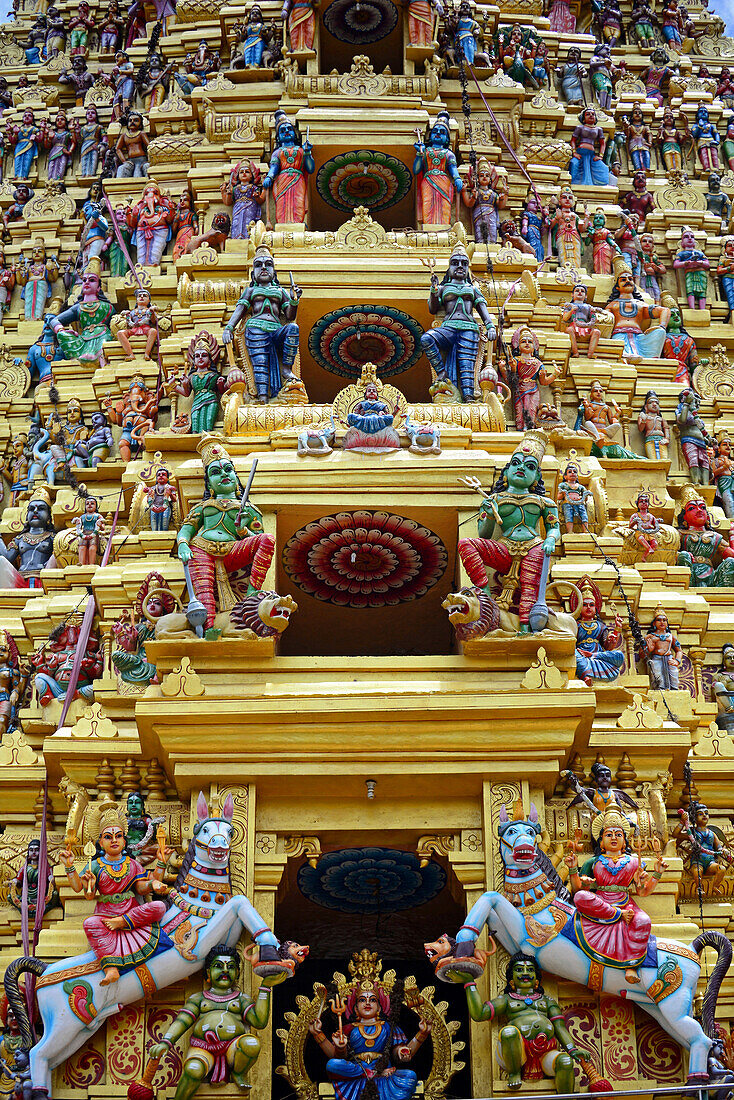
0 485 56 588
261 110 314 225
570 574 625 686
31 618 103 706
564 806 666 986
414 111 462 228
676 486 734 588
420 243 496 403
58 801 170 986
177 435 276 634
309 950 430 1100
458 431 560 632
222 245 301 404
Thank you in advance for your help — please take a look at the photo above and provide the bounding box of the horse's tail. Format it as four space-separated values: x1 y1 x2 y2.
692 931 733 1038
3 956 48 1049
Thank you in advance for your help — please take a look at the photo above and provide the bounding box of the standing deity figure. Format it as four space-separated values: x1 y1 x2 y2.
629 491 661 560
657 107 687 173
723 118 734 171
407 0 443 45
6 109 41 179
127 180 176 267
68 1 94 54
75 496 106 566
637 390 670 460
644 607 682 691
234 6 267 66
705 172 730 230
589 43 620 110
692 104 720 170
606 271 670 360
16 243 58 323
58 803 168 986
557 460 592 533
172 192 199 260
420 243 496 403
144 464 178 532
99 0 124 52
713 432 734 518
718 236 734 322
0 488 56 588
719 68 734 107
459 953 579 1092
103 375 162 461
663 310 699 386
585 210 623 275
596 0 623 44
115 111 149 177
714 645 734 732
569 107 610 188
458 431 560 632
111 51 136 119
570 574 624 685
58 56 95 107
47 267 115 365
615 213 643 279
0 630 22 739
44 7 66 58
676 388 711 485
676 487 734 587
639 234 665 303
673 227 709 310
414 110 462 228
555 47 586 105
674 802 729 892
0 248 15 315
283 0 316 51
150 945 278 1098
623 104 652 175
642 48 676 106
79 108 104 178
550 186 588 269
41 109 78 180
662 0 685 44
565 807 665 986
115 289 159 362
560 284 601 358
576 379 639 459
177 436 276 632
621 171 655 227
221 161 264 240
222 245 301 404
3 434 32 504
10 838 59 920
462 159 506 245
520 190 548 262
262 110 314 225
172 332 226 434
628 0 658 44
502 326 557 431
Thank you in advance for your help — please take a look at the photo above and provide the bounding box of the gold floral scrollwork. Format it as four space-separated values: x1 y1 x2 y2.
13 84 59 108
416 835 455 867
522 647 565 691
0 31 25 64
694 344 734 398
654 174 707 212
70 703 119 739
283 835 322 867
160 657 205 698
83 77 114 108
694 31 734 55
23 180 77 222
0 727 38 766
0 346 31 402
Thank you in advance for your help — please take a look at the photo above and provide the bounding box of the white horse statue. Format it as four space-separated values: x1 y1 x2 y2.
4 793 309 1099
425 805 732 1084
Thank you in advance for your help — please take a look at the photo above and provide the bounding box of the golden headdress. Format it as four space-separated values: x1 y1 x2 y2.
678 484 706 512
26 484 51 512
450 241 470 262
591 805 632 842
85 799 128 842
511 429 548 465
197 433 233 469
335 949 396 999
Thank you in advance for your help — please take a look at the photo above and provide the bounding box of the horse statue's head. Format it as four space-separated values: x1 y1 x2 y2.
192 791 233 869
498 802 542 872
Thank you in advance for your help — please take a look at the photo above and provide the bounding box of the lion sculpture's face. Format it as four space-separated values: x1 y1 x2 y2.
442 587 499 640
424 935 455 962
231 591 298 637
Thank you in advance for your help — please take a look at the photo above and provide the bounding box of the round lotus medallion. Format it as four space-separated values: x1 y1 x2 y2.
316 150 412 213
298 847 446 913
308 305 424 379
323 0 398 42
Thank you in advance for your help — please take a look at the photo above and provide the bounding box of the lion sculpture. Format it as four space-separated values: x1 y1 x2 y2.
154 590 298 641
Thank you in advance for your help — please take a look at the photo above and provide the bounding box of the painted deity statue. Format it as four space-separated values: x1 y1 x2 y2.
58 56 95 106
676 389 711 485
705 173 730 229
344 381 401 451
520 190 548 262
221 161 264 240
644 607 682 691
58 803 169 986
407 0 443 45
112 576 176 686
677 488 734 588
565 807 666 985
615 213 643 280
576 379 639 459
115 111 149 177
421 243 496 403
557 460 592 533
116 289 159 362
718 236 734 322
606 271 670 360
657 107 687 173
566 761 638 816
628 491 661 560
623 104 652 175
503 326 556 431
48 268 115 365
560 284 601 357
621 171 654 227
111 52 136 120
282 0 316 51
222 246 301 403
462 158 506 245
3 434 32 505
586 210 622 275
570 107 610 188
127 180 176 267
458 431 560 632
414 110 462 228
41 110 77 181
570 575 624 685
262 110 314 225
75 496 106 566
0 488 56 588
663 311 699 386
713 432 734 518
673 227 709 310
714 644 734 733
550 187 588 269
172 192 199 260
150 945 278 1098
30 620 102 705
309 975 429 1100
637 390 670 460
674 802 730 894
642 48 676 106
639 233 665 303
177 436 276 634
103 375 163 462
457 952 579 1091
16 244 58 323
172 332 226 434
589 42 620 110
692 105 720 171
10 838 59 920
80 184 110 266
555 47 586 105
0 248 16 315
6 109 41 178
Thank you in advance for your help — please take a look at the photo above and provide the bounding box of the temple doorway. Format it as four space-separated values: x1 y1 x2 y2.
271 843 471 1099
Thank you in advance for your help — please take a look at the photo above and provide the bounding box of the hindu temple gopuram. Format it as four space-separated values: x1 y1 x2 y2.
6 0 734 1095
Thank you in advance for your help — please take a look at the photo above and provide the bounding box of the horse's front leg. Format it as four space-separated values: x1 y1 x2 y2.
456 891 524 948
